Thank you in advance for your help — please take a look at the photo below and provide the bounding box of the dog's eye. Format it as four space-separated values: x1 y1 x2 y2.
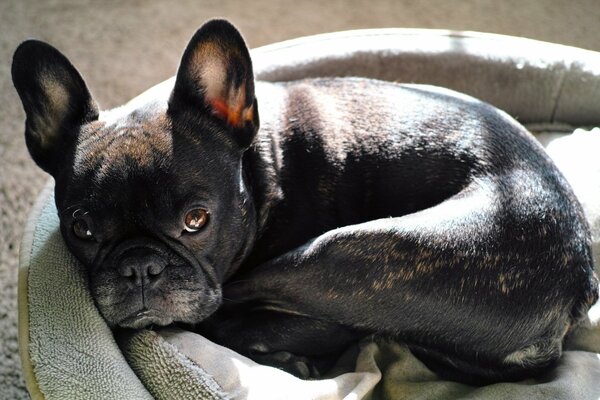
184 208 209 233
73 219 94 240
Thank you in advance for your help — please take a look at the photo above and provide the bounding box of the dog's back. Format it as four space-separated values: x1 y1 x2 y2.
240 77 598 382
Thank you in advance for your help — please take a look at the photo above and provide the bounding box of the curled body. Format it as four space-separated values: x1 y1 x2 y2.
12 19 598 384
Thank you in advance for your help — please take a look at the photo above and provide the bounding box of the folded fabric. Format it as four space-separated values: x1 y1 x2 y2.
118 326 600 400
18 29 600 400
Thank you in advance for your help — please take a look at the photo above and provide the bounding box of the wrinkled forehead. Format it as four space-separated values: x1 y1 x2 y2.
64 98 238 213
74 100 173 180
66 102 180 219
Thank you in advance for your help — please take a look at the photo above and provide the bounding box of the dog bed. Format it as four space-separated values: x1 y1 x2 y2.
18 28 600 399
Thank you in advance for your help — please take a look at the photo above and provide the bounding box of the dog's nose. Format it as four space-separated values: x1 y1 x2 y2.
118 249 166 285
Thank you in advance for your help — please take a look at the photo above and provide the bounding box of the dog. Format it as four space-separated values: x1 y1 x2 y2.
12 19 599 384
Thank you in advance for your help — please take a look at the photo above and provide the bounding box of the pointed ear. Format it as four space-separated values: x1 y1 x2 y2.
12 40 99 175
169 19 258 148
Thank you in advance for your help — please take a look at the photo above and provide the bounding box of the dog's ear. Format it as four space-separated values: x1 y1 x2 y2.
12 40 99 176
170 19 258 148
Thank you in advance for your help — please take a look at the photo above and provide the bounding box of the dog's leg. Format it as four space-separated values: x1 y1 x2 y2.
200 308 361 378
226 178 595 381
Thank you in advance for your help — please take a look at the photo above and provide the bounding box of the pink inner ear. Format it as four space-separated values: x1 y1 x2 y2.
210 99 230 120
209 97 253 128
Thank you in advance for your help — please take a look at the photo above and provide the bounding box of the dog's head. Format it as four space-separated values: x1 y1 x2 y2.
12 20 259 328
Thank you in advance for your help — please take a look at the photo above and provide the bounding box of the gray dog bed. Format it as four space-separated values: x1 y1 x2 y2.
19 28 600 399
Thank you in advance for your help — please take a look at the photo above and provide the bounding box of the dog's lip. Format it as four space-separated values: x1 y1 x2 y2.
118 308 168 329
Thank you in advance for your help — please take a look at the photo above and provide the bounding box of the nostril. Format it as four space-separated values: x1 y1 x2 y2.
116 250 167 284
118 262 166 285
147 262 166 277
119 264 135 278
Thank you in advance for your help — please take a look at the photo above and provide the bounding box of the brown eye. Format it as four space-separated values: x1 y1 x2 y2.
73 219 94 240
184 209 209 233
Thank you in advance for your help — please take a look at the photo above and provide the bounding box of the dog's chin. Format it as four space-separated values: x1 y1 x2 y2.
109 298 222 330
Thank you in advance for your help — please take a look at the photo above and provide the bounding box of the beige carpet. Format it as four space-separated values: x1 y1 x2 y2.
2 1 600 398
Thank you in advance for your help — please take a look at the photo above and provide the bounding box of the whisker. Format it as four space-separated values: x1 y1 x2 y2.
223 279 254 286
221 297 247 304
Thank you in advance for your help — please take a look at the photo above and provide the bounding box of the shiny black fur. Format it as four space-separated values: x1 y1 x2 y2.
12 20 598 384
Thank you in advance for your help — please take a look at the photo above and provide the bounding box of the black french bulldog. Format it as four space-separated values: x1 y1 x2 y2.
12 19 599 384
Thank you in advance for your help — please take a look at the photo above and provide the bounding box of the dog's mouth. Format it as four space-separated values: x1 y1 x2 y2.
94 276 223 330
118 308 173 329
87 235 225 330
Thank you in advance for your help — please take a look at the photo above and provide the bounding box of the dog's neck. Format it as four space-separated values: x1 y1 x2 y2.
244 82 288 236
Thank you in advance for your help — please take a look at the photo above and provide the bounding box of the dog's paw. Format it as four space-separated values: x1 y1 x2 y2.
250 349 321 379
